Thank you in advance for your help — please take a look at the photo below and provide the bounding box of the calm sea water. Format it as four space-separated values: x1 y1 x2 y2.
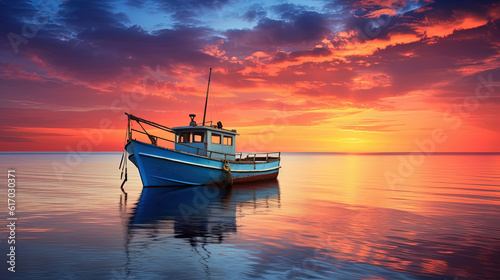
0 152 499 280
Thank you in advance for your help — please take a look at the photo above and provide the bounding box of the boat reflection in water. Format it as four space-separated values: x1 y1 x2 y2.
119 181 280 278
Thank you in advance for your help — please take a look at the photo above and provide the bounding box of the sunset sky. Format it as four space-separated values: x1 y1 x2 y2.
1 0 499 152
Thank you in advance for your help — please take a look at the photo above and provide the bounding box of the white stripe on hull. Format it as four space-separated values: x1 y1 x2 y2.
138 152 281 173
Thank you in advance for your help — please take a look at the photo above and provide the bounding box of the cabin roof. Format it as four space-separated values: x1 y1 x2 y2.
172 125 239 136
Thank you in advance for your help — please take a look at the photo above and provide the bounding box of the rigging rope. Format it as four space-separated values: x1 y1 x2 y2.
209 71 220 125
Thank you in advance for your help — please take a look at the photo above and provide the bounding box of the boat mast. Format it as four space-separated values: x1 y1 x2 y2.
202 68 212 126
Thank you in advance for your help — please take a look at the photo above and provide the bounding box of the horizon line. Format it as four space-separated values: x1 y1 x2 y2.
1 151 500 155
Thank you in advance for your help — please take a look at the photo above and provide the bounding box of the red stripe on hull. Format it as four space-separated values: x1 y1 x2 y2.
232 172 279 184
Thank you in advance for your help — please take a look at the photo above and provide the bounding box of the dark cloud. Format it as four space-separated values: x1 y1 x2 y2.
270 51 290 64
146 0 229 11
243 4 267 22
125 0 230 22
224 10 332 52
59 0 129 30
260 47 333 65
337 0 427 13
0 1 46 51
421 0 498 20
271 3 310 20
0 0 219 85
289 47 333 59
344 14 395 42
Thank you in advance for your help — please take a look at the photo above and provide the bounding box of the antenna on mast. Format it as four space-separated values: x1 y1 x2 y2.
202 68 212 126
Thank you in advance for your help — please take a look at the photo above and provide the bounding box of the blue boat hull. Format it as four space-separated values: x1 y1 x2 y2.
126 140 280 187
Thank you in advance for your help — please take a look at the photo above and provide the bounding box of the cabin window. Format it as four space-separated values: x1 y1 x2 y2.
193 132 204 143
179 132 191 143
223 136 233 146
211 134 221 144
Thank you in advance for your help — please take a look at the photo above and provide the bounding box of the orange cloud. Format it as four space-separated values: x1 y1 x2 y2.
351 72 392 90
364 8 398 18
413 15 489 38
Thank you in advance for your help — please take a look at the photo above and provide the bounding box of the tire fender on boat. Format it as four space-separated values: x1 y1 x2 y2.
222 160 233 186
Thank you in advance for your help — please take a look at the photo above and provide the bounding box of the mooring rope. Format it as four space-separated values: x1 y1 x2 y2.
119 148 128 195
119 116 130 194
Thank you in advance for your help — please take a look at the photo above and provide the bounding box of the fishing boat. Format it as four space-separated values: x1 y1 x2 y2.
120 69 281 187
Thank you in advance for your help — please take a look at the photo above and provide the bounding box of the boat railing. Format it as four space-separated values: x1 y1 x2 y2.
235 152 281 163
